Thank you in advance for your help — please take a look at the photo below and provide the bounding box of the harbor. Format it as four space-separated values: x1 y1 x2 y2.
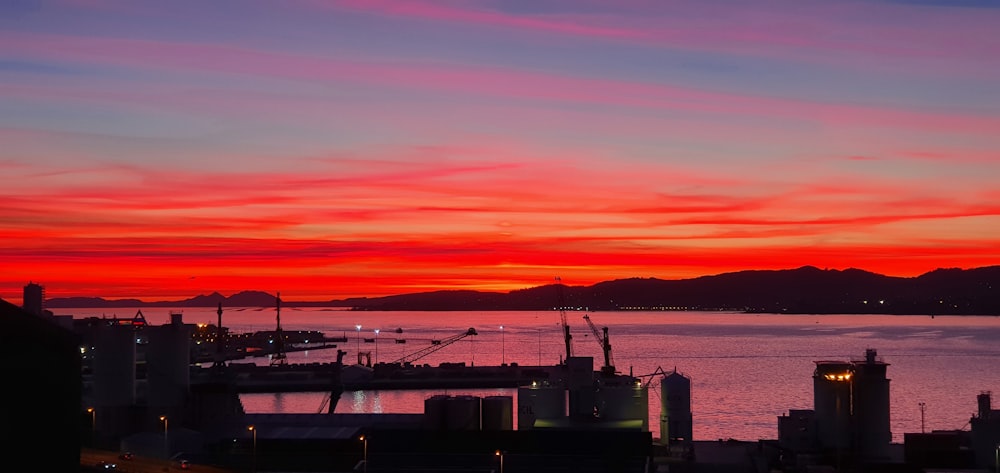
7 286 1000 472
63 299 1000 472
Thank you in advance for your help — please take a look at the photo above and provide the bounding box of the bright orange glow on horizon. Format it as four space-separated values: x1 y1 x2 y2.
2 2 999 302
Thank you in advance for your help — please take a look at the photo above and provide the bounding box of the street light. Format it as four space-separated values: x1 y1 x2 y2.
248 425 257 473
159 415 169 459
495 449 504 473
374 329 380 365
86 407 95 442
355 324 362 362
360 435 368 473
500 325 505 365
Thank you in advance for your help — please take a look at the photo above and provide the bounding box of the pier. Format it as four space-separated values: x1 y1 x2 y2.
191 361 563 393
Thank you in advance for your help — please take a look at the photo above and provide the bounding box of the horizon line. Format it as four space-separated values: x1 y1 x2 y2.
20 263 998 303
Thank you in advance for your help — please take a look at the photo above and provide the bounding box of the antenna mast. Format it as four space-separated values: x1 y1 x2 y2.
271 292 287 366
555 277 572 362
214 302 226 369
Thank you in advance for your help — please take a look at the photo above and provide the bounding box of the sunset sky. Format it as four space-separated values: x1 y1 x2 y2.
2 0 1000 301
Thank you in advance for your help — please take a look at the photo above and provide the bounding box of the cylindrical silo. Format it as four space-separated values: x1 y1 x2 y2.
93 323 136 407
517 384 566 430
145 320 191 408
482 395 514 430
813 361 853 451
852 351 891 460
423 394 449 430
598 381 649 430
446 395 481 430
661 371 692 444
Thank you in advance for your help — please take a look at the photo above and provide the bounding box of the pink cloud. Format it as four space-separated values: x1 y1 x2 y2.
4 31 998 137
329 0 1000 70
334 0 646 41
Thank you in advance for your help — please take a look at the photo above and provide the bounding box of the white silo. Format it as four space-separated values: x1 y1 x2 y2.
145 317 191 408
660 371 692 444
93 323 136 407
482 395 514 431
517 383 566 430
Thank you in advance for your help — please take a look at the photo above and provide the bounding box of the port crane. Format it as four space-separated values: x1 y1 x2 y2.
391 327 478 365
582 314 615 376
555 277 573 362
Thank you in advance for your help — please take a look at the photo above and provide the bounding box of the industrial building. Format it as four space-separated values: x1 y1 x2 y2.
895 391 1000 472
970 391 1000 472
776 349 894 472
814 349 892 461
69 296 664 471
79 309 251 463
516 356 650 433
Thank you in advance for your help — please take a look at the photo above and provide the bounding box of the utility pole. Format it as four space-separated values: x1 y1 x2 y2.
919 402 926 433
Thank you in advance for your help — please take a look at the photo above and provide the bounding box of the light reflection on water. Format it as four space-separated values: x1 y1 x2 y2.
66 308 1000 441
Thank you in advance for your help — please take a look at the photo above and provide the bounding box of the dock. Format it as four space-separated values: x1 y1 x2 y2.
191 361 565 393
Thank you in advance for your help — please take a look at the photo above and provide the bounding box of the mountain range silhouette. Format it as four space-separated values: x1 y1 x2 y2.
43 265 1000 315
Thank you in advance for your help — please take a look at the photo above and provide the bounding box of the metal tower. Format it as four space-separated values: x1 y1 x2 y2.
270 292 287 366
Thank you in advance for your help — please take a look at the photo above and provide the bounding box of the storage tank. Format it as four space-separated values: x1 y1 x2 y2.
598 380 649 430
661 371 692 444
446 395 481 430
423 394 449 430
517 384 566 430
93 323 136 407
813 360 853 451
482 395 514 430
852 349 891 460
145 319 191 408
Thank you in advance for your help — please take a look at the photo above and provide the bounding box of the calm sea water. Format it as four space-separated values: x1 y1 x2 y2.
66 308 1000 442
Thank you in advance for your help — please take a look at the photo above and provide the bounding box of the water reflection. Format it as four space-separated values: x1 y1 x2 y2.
71 308 996 442
351 390 366 412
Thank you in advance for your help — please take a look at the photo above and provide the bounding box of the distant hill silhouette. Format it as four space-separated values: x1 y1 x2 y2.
46 290 278 309
44 266 1000 315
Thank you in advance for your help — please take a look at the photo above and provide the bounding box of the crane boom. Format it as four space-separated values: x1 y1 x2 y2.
583 314 614 376
555 276 572 361
392 327 478 365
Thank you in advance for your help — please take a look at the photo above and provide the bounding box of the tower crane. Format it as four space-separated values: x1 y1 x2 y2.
554 276 572 362
391 328 478 365
583 314 615 376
